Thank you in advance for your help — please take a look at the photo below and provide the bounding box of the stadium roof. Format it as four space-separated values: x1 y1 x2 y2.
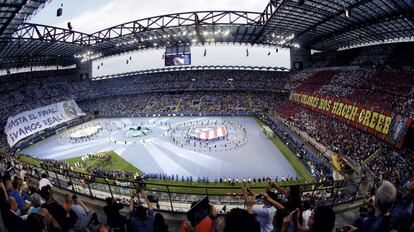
0 0 413 69
0 0 49 39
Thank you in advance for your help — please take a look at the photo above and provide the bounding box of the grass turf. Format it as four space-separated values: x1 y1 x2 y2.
18 116 313 194
65 151 142 174
254 118 314 183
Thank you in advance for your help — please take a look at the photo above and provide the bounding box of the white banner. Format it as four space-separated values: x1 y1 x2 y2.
4 100 85 147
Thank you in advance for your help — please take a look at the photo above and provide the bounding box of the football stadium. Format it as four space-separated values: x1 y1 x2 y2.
0 0 413 231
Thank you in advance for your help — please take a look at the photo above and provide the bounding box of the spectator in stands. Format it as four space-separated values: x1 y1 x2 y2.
71 195 89 224
340 180 396 232
242 185 276 232
19 166 27 180
301 199 313 230
20 181 31 203
390 180 414 231
129 189 154 232
154 213 169 232
26 212 46 232
27 193 43 215
39 173 53 190
270 182 302 213
283 205 335 232
178 200 216 232
71 194 99 231
268 182 303 231
103 197 126 232
223 208 260 232
6 179 26 215
99 224 110 232
39 207 63 232
62 194 72 211
2 197 27 232
40 185 69 232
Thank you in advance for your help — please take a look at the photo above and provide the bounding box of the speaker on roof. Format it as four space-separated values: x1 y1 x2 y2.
298 0 304 6
345 9 351 18
57 8 63 17
67 22 73 30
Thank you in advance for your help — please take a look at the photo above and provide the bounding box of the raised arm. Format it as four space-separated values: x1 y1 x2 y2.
242 186 255 214
129 191 137 211
263 192 285 210
270 182 287 197
78 199 90 213
140 190 153 210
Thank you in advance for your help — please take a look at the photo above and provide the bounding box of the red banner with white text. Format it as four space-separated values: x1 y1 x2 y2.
289 91 413 148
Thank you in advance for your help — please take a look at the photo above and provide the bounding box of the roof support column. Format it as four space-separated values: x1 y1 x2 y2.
290 47 311 70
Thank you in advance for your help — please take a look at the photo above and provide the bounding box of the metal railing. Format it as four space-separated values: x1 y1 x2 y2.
5 155 375 213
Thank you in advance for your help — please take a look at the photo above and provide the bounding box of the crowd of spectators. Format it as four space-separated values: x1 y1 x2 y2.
276 101 414 185
287 69 414 118
2 154 413 232
0 69 289 122
0 42 414 231
78 91 288 117
310 42 414 70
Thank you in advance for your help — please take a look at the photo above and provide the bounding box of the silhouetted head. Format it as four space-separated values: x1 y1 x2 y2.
224 208 260 232
307 206 335 232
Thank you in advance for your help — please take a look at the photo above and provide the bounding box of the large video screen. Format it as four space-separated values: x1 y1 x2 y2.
165 54 191 66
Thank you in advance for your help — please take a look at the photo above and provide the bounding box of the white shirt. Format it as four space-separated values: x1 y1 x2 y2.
253 205 276 232
39 178 53 189
302 209 312 229
19 170 26 180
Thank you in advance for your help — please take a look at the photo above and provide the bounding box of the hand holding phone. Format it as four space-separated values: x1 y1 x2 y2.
291 208 299 219
255 194 263 200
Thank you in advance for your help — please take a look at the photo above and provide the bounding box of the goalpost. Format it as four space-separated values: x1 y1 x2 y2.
262 125 274 138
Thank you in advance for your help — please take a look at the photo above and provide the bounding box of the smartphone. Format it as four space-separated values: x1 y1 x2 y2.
187 196 210 227
255 194 263 200
255 194 263 204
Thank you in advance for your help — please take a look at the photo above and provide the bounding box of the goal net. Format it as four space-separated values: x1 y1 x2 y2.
262 125 274 137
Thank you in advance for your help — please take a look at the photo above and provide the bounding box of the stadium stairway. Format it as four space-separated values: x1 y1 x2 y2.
176 98 182 112
144 100 154 111
363 146 383 164
247 93 254 111
197 97 203 111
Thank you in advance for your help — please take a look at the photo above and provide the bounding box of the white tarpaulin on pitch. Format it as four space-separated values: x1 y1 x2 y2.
4 100 85 147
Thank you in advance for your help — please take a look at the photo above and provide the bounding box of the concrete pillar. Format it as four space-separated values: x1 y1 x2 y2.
75 60 92 80
290 47 311 70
